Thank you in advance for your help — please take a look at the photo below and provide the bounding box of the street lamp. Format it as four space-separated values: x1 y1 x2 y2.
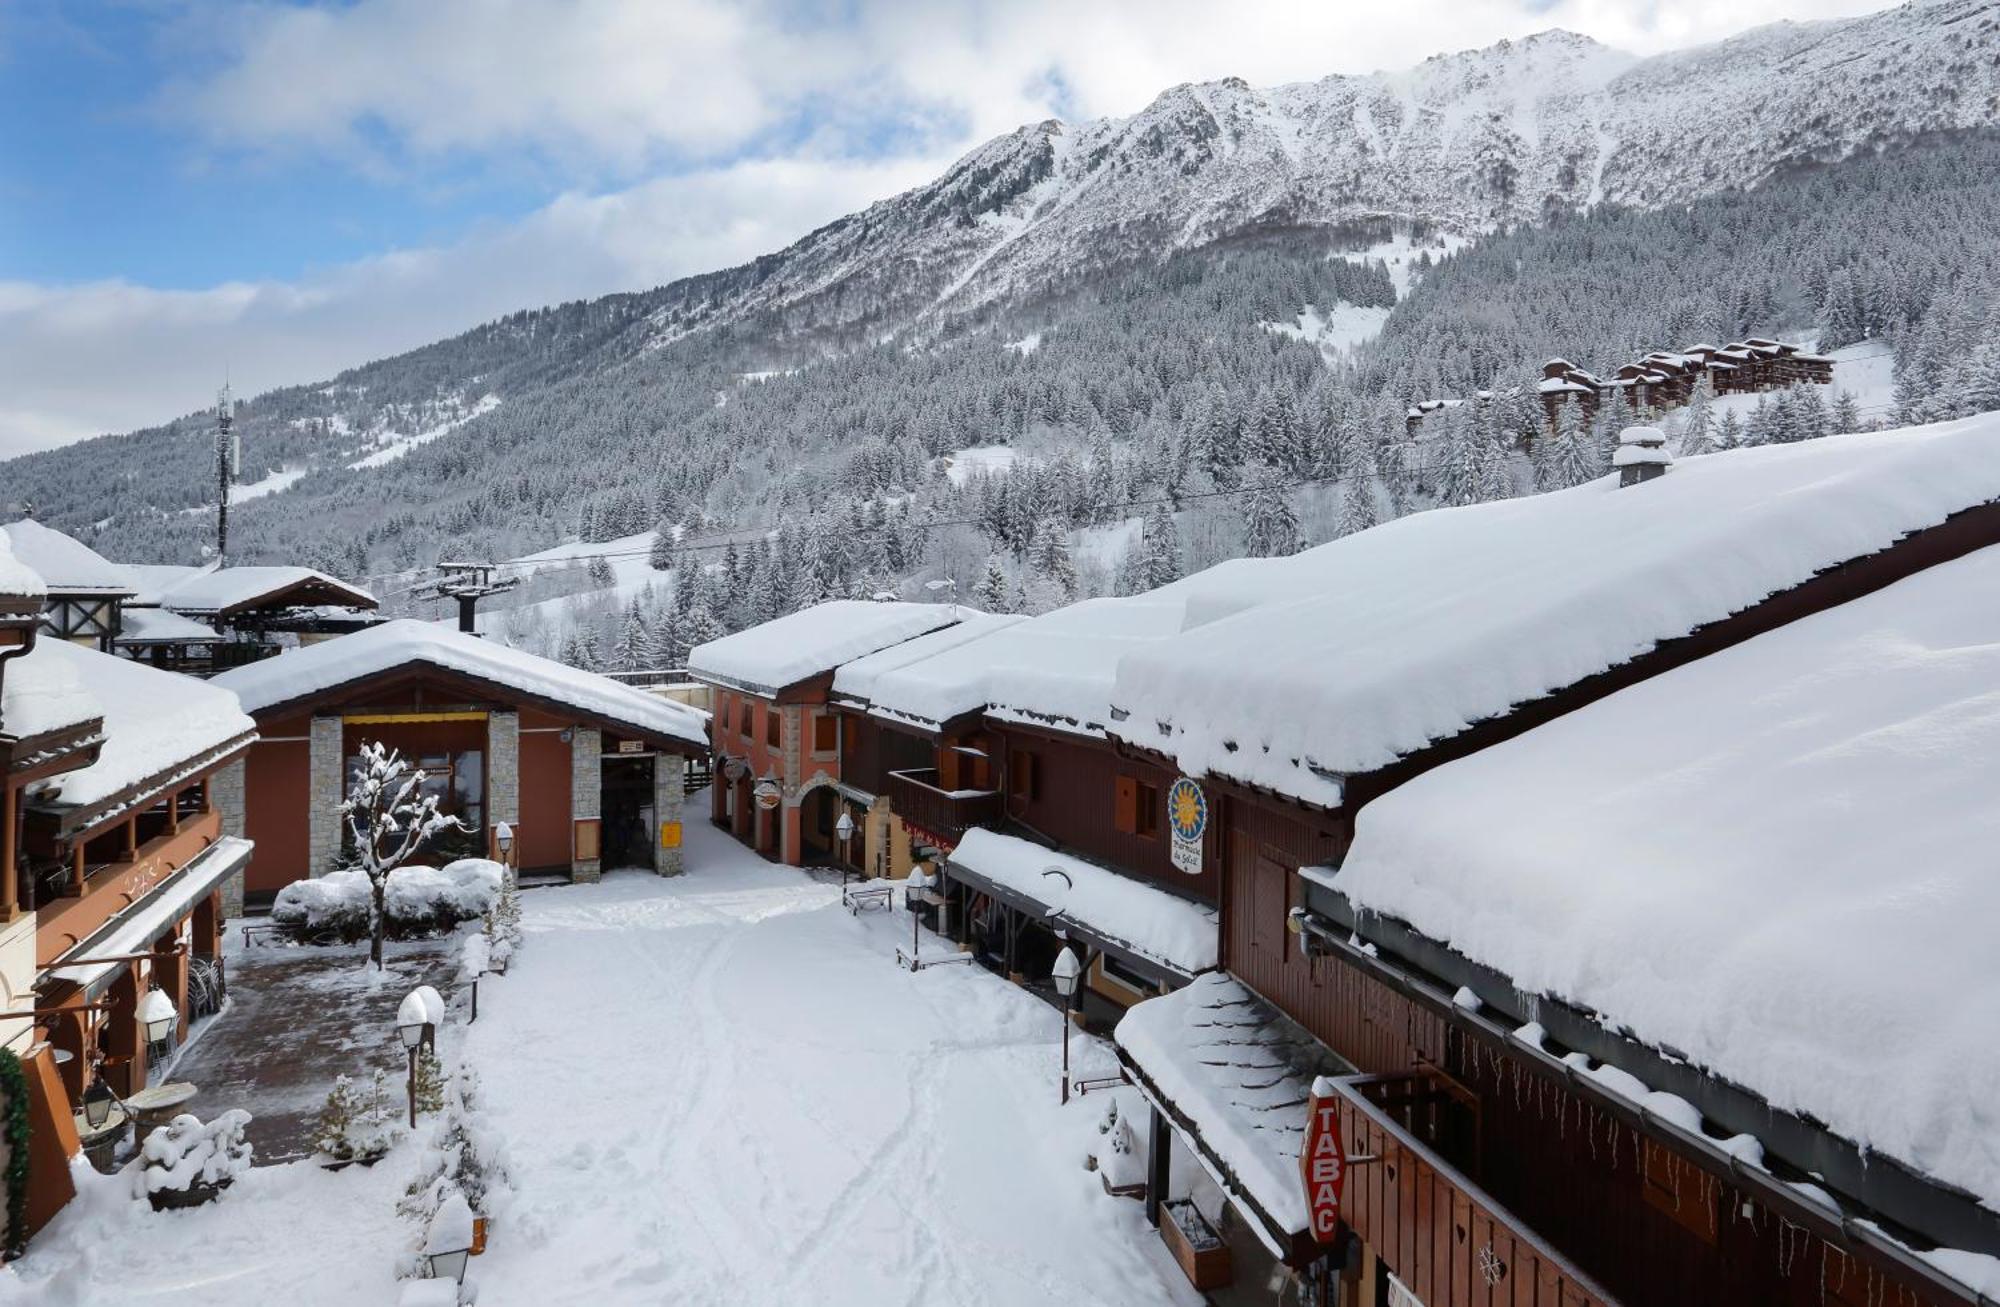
904 867 934 968
493 820 514 868
396 990 435 1129
834 809 856 881
80 1076 116 1131
424 1192 475 1284
924 577 958 619
1052 947 1081 1105
136 987 177 1046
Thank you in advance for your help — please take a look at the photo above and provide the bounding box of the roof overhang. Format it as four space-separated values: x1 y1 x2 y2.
1296 882 2000 1306
30 729 256 842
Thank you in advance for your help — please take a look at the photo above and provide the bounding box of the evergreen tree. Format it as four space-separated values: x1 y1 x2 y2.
1829 389 1863 435
1538 401 1598 492
1335 468 1379 538
1679 376 1717 456
1028 519 1079 604
587 554 615 587
1241 470 1304 557
1138 502 1181 590
648 526 675 571
1716 408 1745 449
974 556 1011 612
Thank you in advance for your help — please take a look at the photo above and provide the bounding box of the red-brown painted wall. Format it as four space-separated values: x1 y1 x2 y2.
242 712 312 895
518 718 573 874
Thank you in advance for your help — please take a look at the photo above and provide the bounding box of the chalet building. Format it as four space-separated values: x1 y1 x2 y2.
0 530 257 1240
119 563 379 676
687 601 960 867
212 620 708 902
1 519 137 652
828 594 1226 1018
1537 338 1833 434
1098 419 2000 1304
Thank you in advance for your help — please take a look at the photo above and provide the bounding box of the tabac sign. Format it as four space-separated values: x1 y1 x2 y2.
1167 777 1206 875
1300 1086 1347 1243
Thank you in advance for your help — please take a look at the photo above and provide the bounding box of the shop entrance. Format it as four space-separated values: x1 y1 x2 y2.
601 755 655 871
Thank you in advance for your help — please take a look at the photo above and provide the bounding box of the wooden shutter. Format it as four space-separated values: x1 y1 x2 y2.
813 713 837 753
1113 775 1138 834
1010 751 1039 801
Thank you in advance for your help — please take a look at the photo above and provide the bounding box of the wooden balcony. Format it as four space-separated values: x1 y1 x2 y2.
885 768 1003 851
35 810 222 969
1332 1073 1618 1307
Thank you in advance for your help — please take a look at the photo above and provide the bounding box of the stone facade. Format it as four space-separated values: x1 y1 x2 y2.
306 716 344 876
653 753 686 876
570 727 602 882
210 758 249 918
486 711 519 859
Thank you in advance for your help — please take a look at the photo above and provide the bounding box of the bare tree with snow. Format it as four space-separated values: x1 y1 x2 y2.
342 742 466 971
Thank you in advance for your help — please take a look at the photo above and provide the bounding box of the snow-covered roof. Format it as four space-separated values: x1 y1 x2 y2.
0 528 44 602
0 641 100 742
114 607 218 645
688 600 960 696
1 520 136 597
1115 972 1343 1244
829 611 1026 719
214 619 708 748
1328 542 2000 1212
149 565 376 616
124 564 200 606
949 828 1217 978
25 641 253 813
1110 415 2000 807
839 595 1195 737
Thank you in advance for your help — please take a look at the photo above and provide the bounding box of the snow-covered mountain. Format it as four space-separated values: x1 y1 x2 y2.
6 0 1999 586
640 0 2000 343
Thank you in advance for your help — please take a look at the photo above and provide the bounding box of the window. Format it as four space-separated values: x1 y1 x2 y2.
1113 775 1159 836
766 707 782 749
813 713 837 755
1099 952 1155 998
1009 750 1040 802
738 700 752 740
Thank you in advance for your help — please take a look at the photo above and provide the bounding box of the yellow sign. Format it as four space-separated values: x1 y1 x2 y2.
659 821 682 849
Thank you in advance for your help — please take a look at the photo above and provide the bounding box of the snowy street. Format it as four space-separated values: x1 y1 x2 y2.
5 819 1197 1306
465 819 1196 1305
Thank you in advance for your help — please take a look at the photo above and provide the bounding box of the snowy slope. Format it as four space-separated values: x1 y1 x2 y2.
1331 543 2000 1210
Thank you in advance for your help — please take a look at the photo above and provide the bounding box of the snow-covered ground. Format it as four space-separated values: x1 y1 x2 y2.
944 445 1023 486
347 395 501 471
464 821 1195 1305
6 821 1195 1306
1261 303 1391 358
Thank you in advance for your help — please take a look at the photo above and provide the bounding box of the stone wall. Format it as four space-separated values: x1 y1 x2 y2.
210 758 249 918
653 753 685 876
486 711 519 858
570 727 601 882
306 716 344 876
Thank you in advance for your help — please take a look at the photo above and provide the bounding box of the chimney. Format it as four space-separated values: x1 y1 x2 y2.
1614 426 1672 488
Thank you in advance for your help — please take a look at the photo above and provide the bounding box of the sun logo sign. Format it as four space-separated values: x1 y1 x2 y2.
1167 777 1207 875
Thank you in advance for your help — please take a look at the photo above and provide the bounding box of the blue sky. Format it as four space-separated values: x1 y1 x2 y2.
0 0 1892 455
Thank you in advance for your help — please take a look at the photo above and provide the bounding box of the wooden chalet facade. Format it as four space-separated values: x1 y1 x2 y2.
1097 455 2000 1304
118 564 380 678
1 519 136 653
1538 337 1834 435
0 533 257 1242
213 620 708 900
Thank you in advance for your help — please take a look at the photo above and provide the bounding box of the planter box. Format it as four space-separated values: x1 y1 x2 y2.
1160 1199 1232 1290
148 1176 234 1212
319 1151 387 1172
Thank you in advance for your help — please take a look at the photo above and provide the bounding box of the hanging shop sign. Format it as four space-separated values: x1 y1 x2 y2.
753 779 782 811
1167 777 1207 875
1300 1086 1347 1243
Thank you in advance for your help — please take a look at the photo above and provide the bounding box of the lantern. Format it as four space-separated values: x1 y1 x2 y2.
136 987 178 1045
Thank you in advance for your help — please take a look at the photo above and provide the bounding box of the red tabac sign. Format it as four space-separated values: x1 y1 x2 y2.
1300 1090 1346 1243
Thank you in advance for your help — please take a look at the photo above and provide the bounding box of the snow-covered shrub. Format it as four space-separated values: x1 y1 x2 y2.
313 1071 398 1163
413 1047 446 1116
480 877 522 971
140 1110 252 1200
272 860 504 944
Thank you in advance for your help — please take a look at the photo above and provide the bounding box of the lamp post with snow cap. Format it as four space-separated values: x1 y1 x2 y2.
903 866 934 968
1052 946 1081 1105
396 990 435 1129
834 809 857 881
493 820 514 870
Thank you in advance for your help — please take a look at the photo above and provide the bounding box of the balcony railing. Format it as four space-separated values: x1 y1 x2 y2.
885 768 1003 850
1332 1073 1617 1307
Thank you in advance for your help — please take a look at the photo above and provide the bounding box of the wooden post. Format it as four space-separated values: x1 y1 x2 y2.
121 817 138 862
166 787 180 835
71 842 85 896
1146 1105 1170 1228
2 780 16 920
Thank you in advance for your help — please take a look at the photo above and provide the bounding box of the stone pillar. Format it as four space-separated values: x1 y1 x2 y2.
570 726 601 882
653 754 686 876
307 716 344 876
486 711 519 858
210 758 249 919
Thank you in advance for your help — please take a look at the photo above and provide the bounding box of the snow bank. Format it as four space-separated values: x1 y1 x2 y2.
1115 972 1324 1238
272 860 504 940
215 619 708 747
1332 543 2000 1209
20 641 250 810
688 600 960 696
951 829 1216 977
0 519 134 595
1113 415 2000 803
141 1110 254 1194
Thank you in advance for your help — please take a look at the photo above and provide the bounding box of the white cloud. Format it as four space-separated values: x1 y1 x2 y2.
5 0 1900 456
0 154 940 457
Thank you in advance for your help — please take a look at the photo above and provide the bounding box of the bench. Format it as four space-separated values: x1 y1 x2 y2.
841 884 895 916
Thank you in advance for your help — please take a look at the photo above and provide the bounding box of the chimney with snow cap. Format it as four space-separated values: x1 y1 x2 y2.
1614 426 1672 488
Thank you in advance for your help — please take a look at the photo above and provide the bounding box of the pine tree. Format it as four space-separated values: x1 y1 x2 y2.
1241 470 1304 557
648 527 675 571
1829 389 1863 435
1335 469 1379 538
313 1075 360 1160
1029 519 1079 604
1538 401 1598 492
587 554 614 587
1138 502 1181 590
1679 375 1717 456
413 1046 446 1116
974 557 1010 612
1716 408 1745 450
